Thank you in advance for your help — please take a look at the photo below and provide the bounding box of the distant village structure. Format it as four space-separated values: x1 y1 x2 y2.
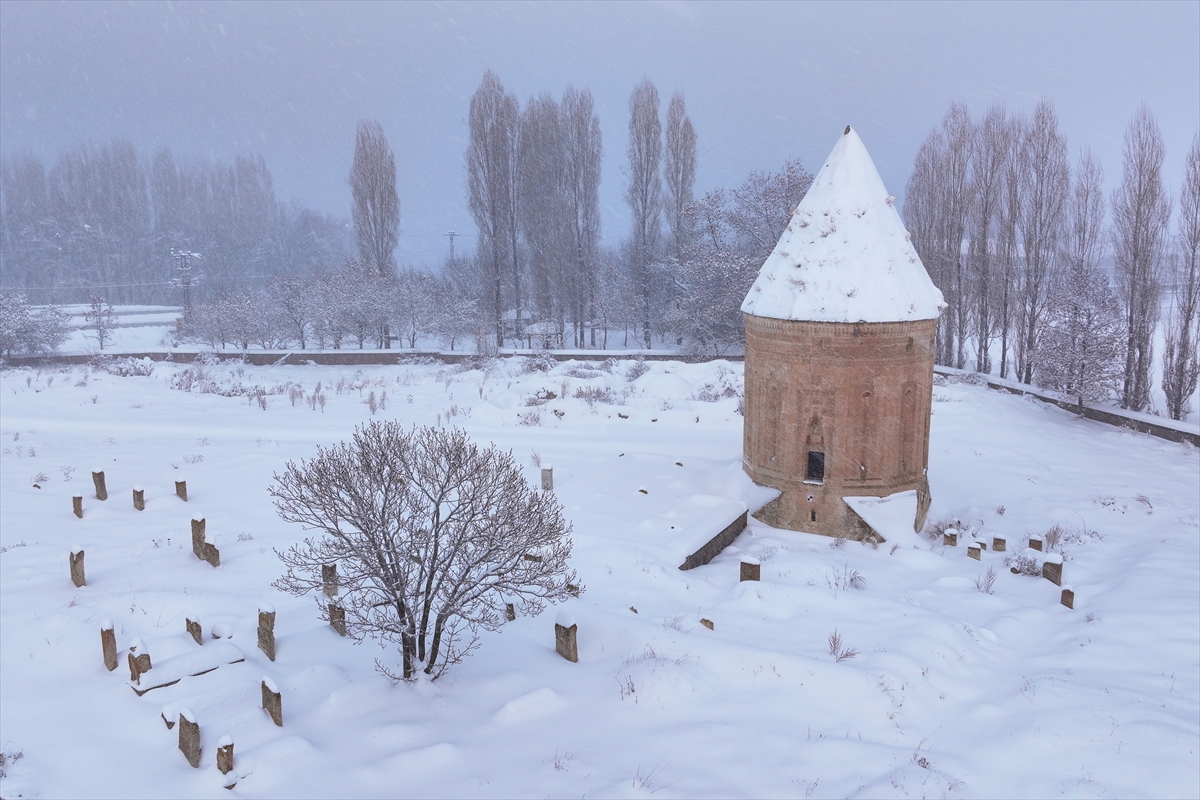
741 127 946 540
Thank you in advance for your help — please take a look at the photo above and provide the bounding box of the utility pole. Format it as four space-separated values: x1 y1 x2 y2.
171 249 202 322
444 231 458 262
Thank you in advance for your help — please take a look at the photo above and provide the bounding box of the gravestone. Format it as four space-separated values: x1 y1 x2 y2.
328 603 346 636
128 638 151 682
175 480 188 501
217 737 234 775
72 496 83 518
992 535 1007 552
322 564 338 597
554 610 578 663
101 619 118 671
261 678 282 726
541 466 554 491
257 605 276 661
740 557 761 582
1060 586 1074 609
92 469 108 501
186 614 202 645
1042 555 1063 586
132 486 145 511
967 543 981 560
69 547 86 587
178 708 200 768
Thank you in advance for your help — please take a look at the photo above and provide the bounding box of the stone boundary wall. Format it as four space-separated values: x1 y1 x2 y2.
932 366 1200 448
4 350 1194 446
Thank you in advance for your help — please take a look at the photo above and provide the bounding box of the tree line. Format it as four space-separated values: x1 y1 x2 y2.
0 143 350 305
905 100 1199 419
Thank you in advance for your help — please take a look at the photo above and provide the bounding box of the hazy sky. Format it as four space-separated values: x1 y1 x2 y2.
2 1 1197 264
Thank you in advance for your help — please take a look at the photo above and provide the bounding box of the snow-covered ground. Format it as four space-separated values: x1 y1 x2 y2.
1 356 1196 798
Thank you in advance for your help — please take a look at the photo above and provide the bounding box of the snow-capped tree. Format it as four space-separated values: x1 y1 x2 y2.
0 291 70 358
1037 264 1125 411
271 423 579 681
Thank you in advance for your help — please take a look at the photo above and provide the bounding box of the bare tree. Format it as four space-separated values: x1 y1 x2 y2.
349 120 400 349
350 120 401 277
1112 105 1172 411
664 91 697 264
84 294 117 350
968 104 1010 374
519 93 568 334
904 104 974 367
996 112 1027 379
626 79 663 348
1163 133 1200 420
467 72 521 347
561 87 602 347
1014 99 1070 384
272 423 579 681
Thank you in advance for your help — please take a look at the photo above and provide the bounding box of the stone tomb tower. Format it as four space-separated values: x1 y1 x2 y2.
741 127 945 539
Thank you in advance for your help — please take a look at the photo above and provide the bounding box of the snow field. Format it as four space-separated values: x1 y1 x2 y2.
0 356 1197 798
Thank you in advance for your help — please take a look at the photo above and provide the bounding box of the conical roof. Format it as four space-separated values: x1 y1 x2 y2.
741 126 945 323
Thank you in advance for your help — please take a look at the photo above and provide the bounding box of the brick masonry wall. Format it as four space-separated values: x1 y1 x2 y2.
743 314 937 538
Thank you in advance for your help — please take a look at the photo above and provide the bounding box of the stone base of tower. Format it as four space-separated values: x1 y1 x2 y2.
747 464 929 540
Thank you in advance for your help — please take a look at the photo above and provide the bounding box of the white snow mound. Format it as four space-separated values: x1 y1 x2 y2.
741 126 945 323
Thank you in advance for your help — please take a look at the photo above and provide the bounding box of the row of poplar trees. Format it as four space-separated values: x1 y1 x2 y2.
905 100 1199 419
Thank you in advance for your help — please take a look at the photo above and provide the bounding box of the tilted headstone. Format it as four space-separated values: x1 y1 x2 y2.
261 677 282 726
178 708 200 768
69 547 86 587
554 610 578 663
186 614 202 645
101 619 118 671
740 557 761 582
128 638 152 682
191 518 207 559
258 605 276 661
322 563 339 597
72 495 83 518
1042 554 1063 586
328 603 346 636
175 480 188 501
132 486 145 511
92 469 108 501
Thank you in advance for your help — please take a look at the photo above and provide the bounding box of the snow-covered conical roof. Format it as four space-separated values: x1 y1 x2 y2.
741 127 945 323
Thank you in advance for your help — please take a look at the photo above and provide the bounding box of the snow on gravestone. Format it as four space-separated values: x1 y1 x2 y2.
132 485 145 511
178 707 200 768
69 546 85 587
258 605 276 661
554 610 578 663
128 638 151 683
217 736 234 775
100 619 117 671
261 677 282 726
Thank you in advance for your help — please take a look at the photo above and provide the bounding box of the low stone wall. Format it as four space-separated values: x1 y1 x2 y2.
934 367 1200 448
